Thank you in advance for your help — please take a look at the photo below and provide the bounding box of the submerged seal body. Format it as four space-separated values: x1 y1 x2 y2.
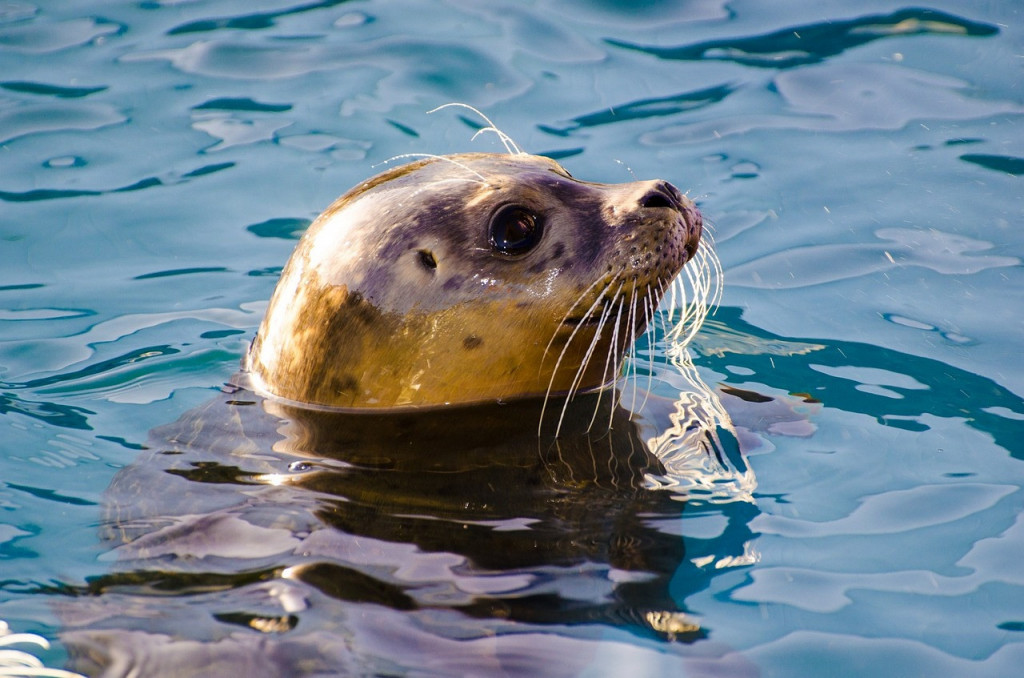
246 152 703 410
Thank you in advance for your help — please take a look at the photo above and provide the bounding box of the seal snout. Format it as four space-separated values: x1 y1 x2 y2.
615 179 700 269
635 180 702 261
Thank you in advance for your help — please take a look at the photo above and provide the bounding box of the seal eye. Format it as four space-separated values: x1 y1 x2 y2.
489 205 543 257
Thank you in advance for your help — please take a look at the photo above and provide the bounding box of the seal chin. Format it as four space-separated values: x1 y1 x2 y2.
246 152 710 412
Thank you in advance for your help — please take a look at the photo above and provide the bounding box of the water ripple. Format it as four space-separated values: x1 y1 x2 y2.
960 153 1024 176
751 483 1016 538
192 115 292 152
101 514 300 561
450 0 604 63
4 483 96 507
0 16 122 53
539 84 735 137
0 393 93 431
727 227 1020 289
746 631 1024 677
246 218 311 240
607 8 998 69
0 346 180 391
0 101 125 144
0 308 90 321
120 38 529 104
0 162 235 202
1 306 258 376
642 64 1024 144
0 81 106 98
192 97 292 113
166 0 351 36
134 267 233 281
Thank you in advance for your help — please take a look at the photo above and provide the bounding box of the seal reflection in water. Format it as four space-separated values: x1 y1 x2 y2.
63 146 757 677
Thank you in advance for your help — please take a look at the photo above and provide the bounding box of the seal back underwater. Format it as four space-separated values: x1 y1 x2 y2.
246 152 705 412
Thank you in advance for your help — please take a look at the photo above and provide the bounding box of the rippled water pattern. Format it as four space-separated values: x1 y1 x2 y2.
1 1 1022 676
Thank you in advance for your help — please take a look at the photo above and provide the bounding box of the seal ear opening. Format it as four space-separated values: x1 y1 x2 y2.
417 249 438 271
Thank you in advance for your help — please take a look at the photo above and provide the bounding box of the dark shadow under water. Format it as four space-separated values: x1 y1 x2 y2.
59 383 759 677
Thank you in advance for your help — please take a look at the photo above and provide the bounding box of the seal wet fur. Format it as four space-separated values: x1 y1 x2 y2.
245 151 708 434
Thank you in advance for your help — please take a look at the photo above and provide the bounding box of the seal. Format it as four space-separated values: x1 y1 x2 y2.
245 151 705 416
59 119 751 678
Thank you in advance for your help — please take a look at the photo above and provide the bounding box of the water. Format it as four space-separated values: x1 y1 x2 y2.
1 0 1022 675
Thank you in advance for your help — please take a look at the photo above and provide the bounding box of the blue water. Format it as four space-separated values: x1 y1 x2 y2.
2 1 1022 675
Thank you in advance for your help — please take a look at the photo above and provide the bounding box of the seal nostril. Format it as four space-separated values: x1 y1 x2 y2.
641 191 674 209
641 181 685 210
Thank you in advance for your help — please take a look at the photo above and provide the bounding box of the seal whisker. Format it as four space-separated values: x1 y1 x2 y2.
670 269 690 332
666 273 692 344
705 235 725 308
650 276 670 325
634 285 659 417
664 273 679 328
541 274 612 364
542 281 611 374
563 304 609 405
669 226 720 347
374 153 490 184
470 127 523 155
654 276 675 334
632 284 657 416
608 314 626 411
609 286 638 418
554 299 615 437
681 269 705 346
606 292 629 431
685 241 721 342
538 277 617 435
588 338 617 433
427 103 523 155
577 281 624 432
680 242 719 343
625 287 641 415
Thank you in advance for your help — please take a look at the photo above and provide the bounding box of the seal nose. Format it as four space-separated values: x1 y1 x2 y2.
639 181 684 211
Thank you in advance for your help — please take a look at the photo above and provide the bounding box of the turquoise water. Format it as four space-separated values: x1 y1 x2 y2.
2 1 1022 676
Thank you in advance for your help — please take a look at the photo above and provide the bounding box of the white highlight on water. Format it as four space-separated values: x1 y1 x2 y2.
0 620 87 678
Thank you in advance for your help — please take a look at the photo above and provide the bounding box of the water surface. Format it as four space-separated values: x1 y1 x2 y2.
1 1 1022 675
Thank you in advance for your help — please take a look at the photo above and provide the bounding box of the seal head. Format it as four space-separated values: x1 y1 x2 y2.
246 152 702 410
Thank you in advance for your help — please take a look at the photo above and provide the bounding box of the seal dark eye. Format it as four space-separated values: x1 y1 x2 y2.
489 205 543 257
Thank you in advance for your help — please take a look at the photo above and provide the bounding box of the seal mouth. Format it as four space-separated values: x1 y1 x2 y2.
560 314 603 328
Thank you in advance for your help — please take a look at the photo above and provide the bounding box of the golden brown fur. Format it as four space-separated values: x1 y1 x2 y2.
246 152 703 412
